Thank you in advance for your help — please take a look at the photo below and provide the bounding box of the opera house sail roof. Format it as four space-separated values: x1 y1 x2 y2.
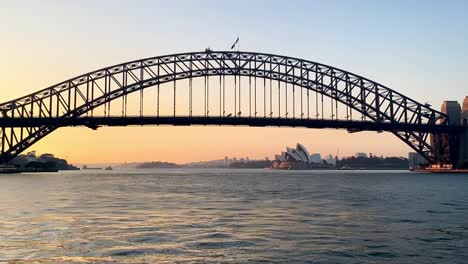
275 143 317 164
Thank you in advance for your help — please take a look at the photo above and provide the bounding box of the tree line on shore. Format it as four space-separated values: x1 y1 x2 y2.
10 151 79 171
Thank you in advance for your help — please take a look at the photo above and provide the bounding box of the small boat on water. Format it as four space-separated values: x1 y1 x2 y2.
82 165 102 170
104 166 113 171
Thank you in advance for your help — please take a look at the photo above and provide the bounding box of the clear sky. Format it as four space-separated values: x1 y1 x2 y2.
0 0 467 163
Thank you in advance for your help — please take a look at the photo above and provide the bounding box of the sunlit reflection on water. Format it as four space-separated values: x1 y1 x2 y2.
1 169 467 263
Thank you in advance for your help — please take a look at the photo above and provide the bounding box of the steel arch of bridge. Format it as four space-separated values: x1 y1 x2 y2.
0 51 454 164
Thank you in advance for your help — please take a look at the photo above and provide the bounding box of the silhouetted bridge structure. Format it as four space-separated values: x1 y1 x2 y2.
0 51 466 167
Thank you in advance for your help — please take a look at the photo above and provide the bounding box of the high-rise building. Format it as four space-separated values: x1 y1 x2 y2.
431 101 462 166
442 101 462 125
462 97 468 167
430 98 468 168
463 96 468 124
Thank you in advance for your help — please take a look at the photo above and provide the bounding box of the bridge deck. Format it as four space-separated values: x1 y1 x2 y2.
0 116 463 133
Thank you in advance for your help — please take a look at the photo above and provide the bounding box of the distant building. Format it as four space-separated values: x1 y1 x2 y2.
462 96 468 127
355 152 368 158
310 153 322 163
275 152 287 162
442 101 462 125
408 152 427 169
325 154 336 165
431 99 467 168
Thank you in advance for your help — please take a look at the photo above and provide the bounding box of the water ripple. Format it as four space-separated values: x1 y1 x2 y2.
1 169 468 263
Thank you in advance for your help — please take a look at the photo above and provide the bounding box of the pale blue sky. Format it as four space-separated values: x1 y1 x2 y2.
1 0 467 103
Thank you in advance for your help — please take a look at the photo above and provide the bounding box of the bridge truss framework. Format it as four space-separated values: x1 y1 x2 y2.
0 51 461 165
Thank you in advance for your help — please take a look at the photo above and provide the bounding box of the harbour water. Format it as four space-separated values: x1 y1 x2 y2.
1 169 467 263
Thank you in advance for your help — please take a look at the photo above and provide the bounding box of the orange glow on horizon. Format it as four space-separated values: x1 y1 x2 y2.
26 125 410 164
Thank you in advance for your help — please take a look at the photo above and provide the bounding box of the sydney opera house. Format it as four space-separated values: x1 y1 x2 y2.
272 143 334 170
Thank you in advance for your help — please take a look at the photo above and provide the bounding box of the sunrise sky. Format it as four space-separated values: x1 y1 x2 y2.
1 0 467 164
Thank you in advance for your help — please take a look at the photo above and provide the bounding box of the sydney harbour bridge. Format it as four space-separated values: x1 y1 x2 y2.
0 51 467 168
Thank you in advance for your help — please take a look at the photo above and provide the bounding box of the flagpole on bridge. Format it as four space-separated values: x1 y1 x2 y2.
231 36 239 51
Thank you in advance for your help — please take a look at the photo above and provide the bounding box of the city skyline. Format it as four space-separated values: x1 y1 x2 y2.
22 143 410 166
1 0 467 163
